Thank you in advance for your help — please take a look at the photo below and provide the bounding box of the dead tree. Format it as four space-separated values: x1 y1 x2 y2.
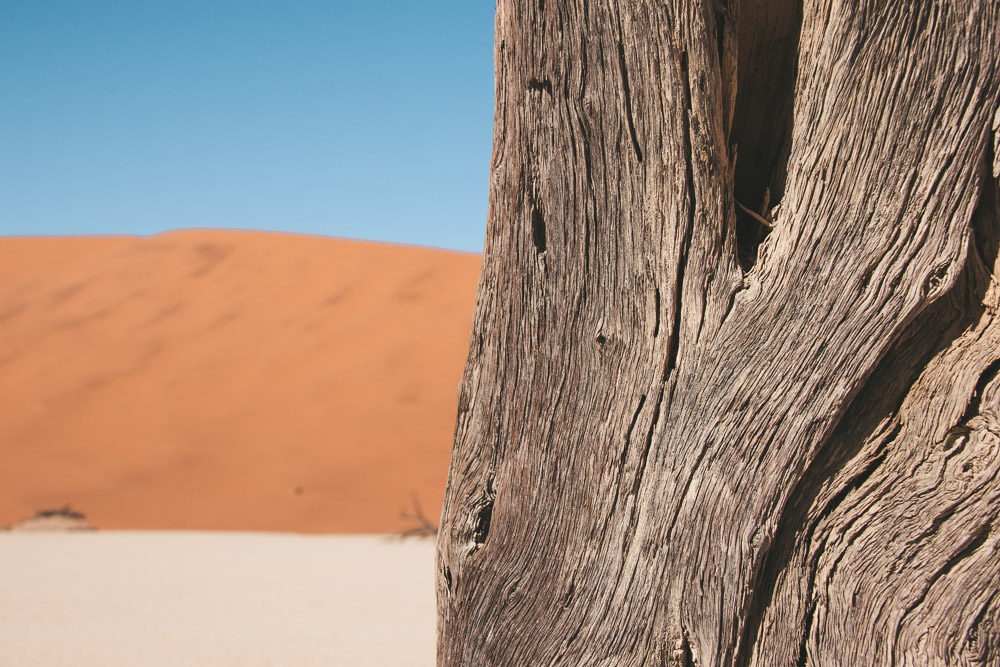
437 0 1000 664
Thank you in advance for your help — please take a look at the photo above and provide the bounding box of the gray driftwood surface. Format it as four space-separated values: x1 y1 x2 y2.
437 0 1000 664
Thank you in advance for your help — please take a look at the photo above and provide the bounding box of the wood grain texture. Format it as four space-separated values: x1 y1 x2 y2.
437 0 1000 664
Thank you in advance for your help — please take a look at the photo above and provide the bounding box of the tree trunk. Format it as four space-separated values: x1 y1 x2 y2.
437 0 1000 664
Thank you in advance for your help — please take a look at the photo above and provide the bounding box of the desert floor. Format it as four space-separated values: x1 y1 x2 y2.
0 532 436 666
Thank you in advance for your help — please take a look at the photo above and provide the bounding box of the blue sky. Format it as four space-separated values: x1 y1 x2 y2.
0 2 495 252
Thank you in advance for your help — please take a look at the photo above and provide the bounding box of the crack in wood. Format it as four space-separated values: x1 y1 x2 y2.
621 389 663 561
528 77 553 95
671 52 694 373
532 202 548 254
653 286 662 339
729 0 801 271
959 358 1000 425
616 38 643 164
595 393 648 545
469 475 497 557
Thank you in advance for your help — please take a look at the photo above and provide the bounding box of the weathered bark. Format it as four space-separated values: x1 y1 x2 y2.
437 0 1000 664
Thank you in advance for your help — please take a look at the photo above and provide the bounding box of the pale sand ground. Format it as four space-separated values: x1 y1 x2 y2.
0 532 436 666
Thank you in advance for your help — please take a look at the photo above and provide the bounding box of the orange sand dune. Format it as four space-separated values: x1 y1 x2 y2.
0 230 481 533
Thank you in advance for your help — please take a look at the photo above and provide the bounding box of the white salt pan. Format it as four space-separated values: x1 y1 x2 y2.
0 532 436 666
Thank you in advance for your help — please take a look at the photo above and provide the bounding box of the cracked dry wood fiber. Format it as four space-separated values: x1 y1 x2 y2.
437 0 1000 665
